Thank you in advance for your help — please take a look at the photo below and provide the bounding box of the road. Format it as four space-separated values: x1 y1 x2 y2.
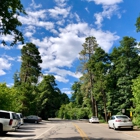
0 119 140 140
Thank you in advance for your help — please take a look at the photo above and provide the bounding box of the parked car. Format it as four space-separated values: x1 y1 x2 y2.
24 115 42 123
89 116 99 123
15 113 21 128
0 110 19 135
16 113 24 125
108 115 133 130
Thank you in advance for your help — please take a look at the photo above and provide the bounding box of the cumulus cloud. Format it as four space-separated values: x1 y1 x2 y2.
0 58 11 76
30 0 42 9
0 0 121 84
48 6 71 19
87 0 123 5
19 10 54 30
29 22 119 83
61 88 72 95
55 0 68 7
93 0 123 28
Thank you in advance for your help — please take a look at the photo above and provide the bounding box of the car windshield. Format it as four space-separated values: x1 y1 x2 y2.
116 116 128 119
92 116 98 118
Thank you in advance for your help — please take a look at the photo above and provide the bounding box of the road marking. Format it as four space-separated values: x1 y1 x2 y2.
34 125 55 139
73 124 89 140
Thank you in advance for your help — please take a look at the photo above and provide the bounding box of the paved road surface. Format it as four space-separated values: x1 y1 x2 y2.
0 120 140 140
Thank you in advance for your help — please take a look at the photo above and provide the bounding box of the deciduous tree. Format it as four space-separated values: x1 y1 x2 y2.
0 0 26 46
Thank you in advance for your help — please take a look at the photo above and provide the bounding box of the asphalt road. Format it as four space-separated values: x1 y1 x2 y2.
0 119 140 140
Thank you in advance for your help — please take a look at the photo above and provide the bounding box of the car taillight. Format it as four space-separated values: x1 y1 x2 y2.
9 119 13 125
115 120 121 122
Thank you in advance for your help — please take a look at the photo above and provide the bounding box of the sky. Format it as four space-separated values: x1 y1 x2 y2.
0 0 140 98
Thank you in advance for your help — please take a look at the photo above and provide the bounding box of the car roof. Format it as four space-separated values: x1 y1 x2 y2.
0 110 15 113
113 115 127 116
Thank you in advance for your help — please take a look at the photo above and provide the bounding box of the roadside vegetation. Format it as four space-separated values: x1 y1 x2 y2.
0 0 140 127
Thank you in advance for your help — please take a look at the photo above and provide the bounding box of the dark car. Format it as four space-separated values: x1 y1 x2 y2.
23 115 42 123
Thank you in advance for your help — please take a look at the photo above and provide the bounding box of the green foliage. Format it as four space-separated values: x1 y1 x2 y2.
37 75 69 120
13 83 37 116
0 83 15 110
79 36 99 116
131 75 140 126
57 102 91 120
0 0 26 46
20 43 42 84
109 36 140 115
135 16 140 32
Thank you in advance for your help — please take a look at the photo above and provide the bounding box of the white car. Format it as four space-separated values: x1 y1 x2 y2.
0 110 19 135
108 115 133 130
89 116 99 123
16 113 24 125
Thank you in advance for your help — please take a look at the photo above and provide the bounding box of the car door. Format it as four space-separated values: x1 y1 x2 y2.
108 116 115 128
27 116 34 123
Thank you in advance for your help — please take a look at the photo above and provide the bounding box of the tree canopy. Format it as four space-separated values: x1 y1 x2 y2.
0 0 26 46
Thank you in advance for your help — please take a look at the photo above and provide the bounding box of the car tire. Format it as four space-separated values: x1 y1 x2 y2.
108 124 111 129
0 124 3 135
35 120 38 124
113 124 117 130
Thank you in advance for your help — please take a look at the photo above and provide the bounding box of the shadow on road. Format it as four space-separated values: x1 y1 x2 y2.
43 137 125 140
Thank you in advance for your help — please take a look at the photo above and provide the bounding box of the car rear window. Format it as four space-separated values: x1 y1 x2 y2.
0 112 10 119
92 116 98 118
116 116 128 119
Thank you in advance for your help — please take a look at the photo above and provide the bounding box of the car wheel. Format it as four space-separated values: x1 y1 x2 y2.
113 124 117 130
108 124 111 129
0 124 3 135
35 120 38 124
2 131 7 135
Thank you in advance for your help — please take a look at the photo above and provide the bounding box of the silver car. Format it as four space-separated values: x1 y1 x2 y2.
108 115 133 130
89 116 99 123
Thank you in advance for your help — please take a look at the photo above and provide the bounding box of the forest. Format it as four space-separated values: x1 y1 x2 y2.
0 0 140 126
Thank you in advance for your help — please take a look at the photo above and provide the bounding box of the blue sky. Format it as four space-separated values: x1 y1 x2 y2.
0 0 140 98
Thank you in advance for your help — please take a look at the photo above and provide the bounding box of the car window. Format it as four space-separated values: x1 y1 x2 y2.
116 116 128 119
111 116 115 120
33 116 37 119
0 112 10 119
92 116 98 118
28 116 33 119
12 113 18 119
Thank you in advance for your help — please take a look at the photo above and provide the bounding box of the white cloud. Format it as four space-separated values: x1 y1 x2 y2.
87 0 123 5
85 0 123 29
0 0 120 84
0 33 14 42
48 6 71 19
0 44 11 50
74 13 81 22
85 7 89 13
54 75 69 83
94 5 120 28
61 88 72 95
30 0 42 9
19 10 54 30
55 0 68 7
29 22 119 83
7 83 14 87
0 58 11 76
